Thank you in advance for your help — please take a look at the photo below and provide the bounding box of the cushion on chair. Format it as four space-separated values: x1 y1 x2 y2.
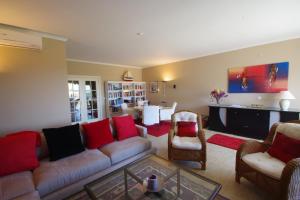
173 112 198 134
33 149 111 196
0 171 36 200
177 121 197 137
268 132 300 163
172 136 202 150
275 123 300 141
100 136 151 164
242 152 286 180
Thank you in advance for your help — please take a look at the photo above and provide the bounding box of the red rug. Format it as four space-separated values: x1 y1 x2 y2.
137 121 171 137
207 134 245 150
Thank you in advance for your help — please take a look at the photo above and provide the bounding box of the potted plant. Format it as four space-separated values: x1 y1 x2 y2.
210 89 228 104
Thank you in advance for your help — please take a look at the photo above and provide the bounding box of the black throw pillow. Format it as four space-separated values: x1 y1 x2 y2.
43 124 85 161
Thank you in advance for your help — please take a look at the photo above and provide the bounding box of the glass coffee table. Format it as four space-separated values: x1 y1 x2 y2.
85 155 221 200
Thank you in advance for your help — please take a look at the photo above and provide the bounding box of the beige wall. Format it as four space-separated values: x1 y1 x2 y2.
143 38 300 115
67 61 142 82
0 38 70 134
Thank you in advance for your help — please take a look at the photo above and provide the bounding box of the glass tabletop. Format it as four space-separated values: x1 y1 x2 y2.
85 155 221 200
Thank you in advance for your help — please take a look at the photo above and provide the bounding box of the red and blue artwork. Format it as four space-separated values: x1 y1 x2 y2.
228 62 289 93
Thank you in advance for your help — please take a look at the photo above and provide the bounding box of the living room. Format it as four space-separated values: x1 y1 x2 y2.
1 1 300 200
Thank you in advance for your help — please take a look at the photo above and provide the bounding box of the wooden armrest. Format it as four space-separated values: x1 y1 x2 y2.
237 140 270 159
168 129 175 146
198 130 206 150
280 158 300 200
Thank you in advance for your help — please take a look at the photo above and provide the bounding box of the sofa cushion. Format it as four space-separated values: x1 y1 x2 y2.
100 136 151 164
33 149 111 196
82 118 114 149
6 131 41 147
43 124 85 161
0 134 39 176
112 115 139 140
0 171 36 200
172 136 202 150
242 152 286 180
13 191 40 200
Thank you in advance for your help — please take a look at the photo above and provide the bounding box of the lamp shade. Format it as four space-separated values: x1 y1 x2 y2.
278 91 296 100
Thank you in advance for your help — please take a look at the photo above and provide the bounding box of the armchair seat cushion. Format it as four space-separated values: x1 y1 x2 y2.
242 152 286 180
172 136 202 150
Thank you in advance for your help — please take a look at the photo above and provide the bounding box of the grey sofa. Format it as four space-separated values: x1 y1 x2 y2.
0 124 154 200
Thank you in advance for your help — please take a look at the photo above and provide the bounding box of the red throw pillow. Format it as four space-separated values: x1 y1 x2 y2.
177 121 197 137
112 115 139 140
6 131 41 147
268 132 300 163
0 134 39 176
82 118 114 149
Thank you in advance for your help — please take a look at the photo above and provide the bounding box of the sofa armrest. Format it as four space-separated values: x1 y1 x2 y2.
280 158 300 200
135 124 147 138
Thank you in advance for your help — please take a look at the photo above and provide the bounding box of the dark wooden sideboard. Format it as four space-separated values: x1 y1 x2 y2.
208 105 300 140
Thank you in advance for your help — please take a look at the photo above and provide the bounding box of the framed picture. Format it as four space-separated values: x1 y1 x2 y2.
150 81 159 93
228 62 289 93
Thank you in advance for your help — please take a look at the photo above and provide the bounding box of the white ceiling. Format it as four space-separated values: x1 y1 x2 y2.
1 0 300 68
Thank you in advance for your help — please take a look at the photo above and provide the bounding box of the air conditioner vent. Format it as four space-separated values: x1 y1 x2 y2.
0 28 42 50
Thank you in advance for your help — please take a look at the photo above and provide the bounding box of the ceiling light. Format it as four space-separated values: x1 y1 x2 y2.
136 32 144 36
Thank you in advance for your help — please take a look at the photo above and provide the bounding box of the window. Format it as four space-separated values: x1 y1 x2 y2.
68 76 102 123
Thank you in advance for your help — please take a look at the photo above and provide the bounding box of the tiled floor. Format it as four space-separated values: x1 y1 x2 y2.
148 129 269 200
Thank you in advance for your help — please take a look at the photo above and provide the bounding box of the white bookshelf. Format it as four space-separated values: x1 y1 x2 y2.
105 81 146 117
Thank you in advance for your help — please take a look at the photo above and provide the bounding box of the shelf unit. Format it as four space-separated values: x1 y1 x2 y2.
105 81 146 117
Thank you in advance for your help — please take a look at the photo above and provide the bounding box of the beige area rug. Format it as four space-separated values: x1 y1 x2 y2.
148 129 269 200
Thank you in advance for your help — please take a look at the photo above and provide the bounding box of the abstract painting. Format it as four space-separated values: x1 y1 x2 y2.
228 62 289 93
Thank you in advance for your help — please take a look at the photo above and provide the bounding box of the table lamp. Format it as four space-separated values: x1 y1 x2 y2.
278 91 295 111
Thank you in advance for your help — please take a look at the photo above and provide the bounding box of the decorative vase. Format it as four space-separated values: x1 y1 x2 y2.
146 175 159 192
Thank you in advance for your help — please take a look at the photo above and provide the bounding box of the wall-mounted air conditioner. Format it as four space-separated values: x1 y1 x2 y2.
0 28 42 50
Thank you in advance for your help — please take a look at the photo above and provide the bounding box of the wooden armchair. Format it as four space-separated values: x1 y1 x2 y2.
236 120 300 200
168 110 206 170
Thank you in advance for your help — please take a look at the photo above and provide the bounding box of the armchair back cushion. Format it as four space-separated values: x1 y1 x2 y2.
268 132 300 163
275 123 300 141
